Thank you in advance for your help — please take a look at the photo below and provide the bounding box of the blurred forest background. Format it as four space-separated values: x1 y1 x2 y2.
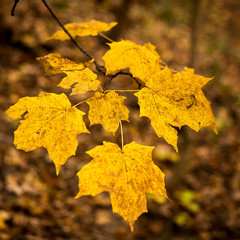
0 0 240 239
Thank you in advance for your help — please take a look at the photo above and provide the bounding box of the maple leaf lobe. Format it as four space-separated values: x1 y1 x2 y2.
135 67 217 151
47 20 117 41
6 92 89 174
59 64 100 95
75 141 168 230
86 91 129 133
102 40 162 83
37 53 78 76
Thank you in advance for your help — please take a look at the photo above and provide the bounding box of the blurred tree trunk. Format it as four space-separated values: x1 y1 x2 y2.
189 0 201 68
109 0 134 40
167 0 203 196
166 127 196 197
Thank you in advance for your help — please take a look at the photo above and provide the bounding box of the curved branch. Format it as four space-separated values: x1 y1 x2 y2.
103 70 142 90
12 0 141 91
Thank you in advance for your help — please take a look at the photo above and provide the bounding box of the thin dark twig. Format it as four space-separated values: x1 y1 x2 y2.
13 0 140 89
11 0 20 16
109 70 133 79
104 70 142 90
110 71 141 87
41 0 104 71
103 75 114 91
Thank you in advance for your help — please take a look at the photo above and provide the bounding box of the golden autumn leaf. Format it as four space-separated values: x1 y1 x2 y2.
37 53 99 95
6 92 89 174
75 141 168 230
86 91 129 133
135 67 217 151
59 63 101 95
37 53 79 76
102 40 162 82
47 20 117 41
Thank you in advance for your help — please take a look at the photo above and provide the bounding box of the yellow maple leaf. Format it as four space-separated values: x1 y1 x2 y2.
47 20 117 41
86 91 129 133
135 67 217 151
37 53 99 94
59 64 101 95
37 53 79 76
6 92 89 174
75 141 168 230
102 40 162 82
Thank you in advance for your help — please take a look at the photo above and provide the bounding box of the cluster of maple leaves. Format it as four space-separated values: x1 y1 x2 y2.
6 20 216 230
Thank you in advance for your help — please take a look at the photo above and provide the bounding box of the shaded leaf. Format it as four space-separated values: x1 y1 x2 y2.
135 67 217 151
86 91 129 133
37 53 79 76
47 20 117 41
75 141 168 230
59 63 101 95
6 92 89 174
37 53 99 95
102 40 162 83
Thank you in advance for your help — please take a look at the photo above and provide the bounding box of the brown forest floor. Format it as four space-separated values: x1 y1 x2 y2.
0 0 240 239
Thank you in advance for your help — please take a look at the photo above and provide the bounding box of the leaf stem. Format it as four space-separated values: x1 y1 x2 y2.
72 99 88 108
99 32 114 43
105 89 139 92
99 85 104 92
119 121 124 149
